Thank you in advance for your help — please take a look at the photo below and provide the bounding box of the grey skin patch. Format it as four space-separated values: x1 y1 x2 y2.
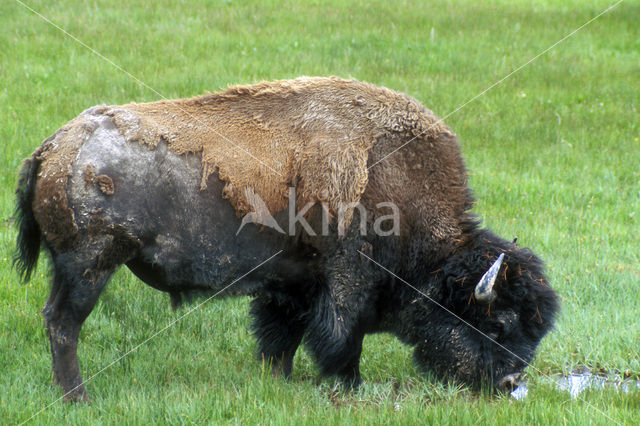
66 113 279 295
67 115 131 234
96 175 114 195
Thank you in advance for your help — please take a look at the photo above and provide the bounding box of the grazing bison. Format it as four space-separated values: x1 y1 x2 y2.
15 77 558 401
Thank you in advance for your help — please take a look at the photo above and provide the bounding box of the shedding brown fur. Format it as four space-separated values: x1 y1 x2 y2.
82 164 96 189
32 77 467 251
101 77 452 219
32 115 102 251
96 175 114 195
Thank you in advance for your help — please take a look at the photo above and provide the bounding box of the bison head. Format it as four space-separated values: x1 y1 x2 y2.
404 230 559 392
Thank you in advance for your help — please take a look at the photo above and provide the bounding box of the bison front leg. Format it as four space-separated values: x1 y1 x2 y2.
250 291 308 378
304 250 380 390
305 292 366 390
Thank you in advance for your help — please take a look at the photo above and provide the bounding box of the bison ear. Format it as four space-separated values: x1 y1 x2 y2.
474 253 505 304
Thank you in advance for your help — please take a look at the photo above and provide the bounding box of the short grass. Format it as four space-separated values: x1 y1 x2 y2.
1 0 639 424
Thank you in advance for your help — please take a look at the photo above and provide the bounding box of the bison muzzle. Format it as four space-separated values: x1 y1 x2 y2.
15 77 558 402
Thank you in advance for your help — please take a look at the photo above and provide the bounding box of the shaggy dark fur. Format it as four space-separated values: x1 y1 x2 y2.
14 78 559 402
14 157 41 281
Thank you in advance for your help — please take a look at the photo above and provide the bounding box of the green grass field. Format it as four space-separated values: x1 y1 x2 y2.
1 0 639 423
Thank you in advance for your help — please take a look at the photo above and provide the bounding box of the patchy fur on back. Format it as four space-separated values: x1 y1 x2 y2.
102 77 452 220
32 77 466 256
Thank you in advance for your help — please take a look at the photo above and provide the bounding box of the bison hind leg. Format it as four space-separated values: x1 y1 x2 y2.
250 289 309 378
44 259 110 402
43 233 139 402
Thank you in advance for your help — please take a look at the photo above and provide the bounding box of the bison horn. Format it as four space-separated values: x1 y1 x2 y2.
474 253 505 304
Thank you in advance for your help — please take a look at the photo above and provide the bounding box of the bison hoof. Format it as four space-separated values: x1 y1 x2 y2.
63 388 91 404
339 375 362 391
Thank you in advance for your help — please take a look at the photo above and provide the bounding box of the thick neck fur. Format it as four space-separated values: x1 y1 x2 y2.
377 228 559 346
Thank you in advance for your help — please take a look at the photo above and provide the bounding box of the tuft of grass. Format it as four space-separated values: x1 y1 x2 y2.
1 0 638 423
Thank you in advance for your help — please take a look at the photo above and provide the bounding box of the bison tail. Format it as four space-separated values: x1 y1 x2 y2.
14 156 42 282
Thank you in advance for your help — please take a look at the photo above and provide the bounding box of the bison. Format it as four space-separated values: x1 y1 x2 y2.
15 77 558 402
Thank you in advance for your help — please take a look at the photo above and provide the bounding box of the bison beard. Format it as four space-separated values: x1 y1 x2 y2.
14 77 558 401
